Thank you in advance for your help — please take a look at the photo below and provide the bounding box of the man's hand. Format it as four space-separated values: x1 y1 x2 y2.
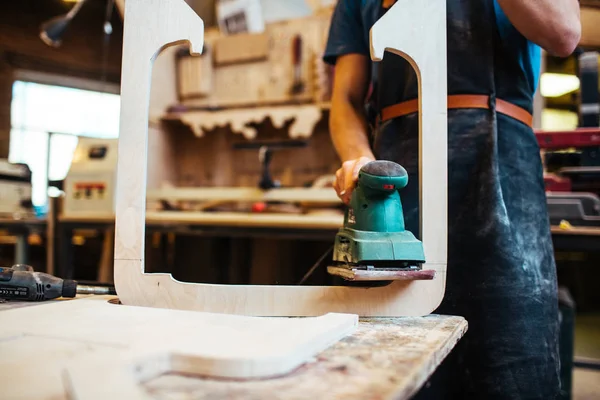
334 156 374 204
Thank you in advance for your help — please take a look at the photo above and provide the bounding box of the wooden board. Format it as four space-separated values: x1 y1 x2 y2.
0 298 467 400
114 0 447 317
144 210 343 228
0 296 357 399
214 32 269 65
146 186 341 203
60 211 344 229
177 50 213 98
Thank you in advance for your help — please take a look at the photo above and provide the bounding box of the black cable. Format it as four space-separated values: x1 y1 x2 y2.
297 245 333 285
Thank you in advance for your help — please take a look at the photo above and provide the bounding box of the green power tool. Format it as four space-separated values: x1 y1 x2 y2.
327 160 436 282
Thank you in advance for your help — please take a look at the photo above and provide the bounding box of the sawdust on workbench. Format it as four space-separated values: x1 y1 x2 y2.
143 315 467 400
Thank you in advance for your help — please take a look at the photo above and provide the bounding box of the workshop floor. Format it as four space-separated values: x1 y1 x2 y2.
573 312 600 400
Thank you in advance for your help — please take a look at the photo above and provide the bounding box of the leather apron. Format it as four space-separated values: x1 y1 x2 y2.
370 1 561 398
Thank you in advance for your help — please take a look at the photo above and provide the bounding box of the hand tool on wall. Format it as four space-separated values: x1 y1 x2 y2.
289 34 305 95
0 264 115 302
233 139 308 190
326 160 436 281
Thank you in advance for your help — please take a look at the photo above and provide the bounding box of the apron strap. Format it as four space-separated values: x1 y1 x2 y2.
379 94 533 128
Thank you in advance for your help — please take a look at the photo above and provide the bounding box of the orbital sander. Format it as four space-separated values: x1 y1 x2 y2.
327 160 436 282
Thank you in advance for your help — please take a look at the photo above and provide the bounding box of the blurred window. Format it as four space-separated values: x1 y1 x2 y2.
9 80 120 208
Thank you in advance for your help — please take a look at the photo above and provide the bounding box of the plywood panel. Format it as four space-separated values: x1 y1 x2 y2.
114 0 448 317
0 296 357 399
147 123 178 189
150 47 180 123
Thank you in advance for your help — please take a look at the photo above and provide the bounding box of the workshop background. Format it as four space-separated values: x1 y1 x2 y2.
0 0 599 398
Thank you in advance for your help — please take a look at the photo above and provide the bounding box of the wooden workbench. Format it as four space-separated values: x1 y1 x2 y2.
551 226 600 236
57 212 344 282
59 210 344 230
0 297 467 400
551 225 600 252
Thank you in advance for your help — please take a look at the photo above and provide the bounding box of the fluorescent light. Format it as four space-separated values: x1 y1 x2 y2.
540 73 580 98
541 109 578 131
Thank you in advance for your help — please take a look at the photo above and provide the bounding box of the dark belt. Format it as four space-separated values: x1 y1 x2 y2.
379 94 533 128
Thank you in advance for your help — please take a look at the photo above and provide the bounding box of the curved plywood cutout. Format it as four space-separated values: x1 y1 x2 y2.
370 0 449 290
114 0 447 317
0 296 356 399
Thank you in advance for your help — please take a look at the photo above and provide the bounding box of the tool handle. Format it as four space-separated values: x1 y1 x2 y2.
0 266 76 301
291 35 302 66
359 161 409 194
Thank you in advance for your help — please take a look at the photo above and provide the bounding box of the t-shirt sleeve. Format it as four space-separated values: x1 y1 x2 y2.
493 0 542 93
322 0 370 65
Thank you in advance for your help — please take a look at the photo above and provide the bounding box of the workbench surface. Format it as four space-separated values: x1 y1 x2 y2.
59 210 344 229
0 298 467 400
145 316 466 400
60 211 600 235
551 225 600 236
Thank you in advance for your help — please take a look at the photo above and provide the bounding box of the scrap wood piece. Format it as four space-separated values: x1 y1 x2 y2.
0 296 357 400
214 32 269 65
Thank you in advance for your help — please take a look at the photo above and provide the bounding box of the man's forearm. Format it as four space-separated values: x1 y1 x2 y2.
328 53 375 203
329 98 374 162
497 0 580 57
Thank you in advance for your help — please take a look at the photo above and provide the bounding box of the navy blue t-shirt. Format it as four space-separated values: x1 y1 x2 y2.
323 0 541 94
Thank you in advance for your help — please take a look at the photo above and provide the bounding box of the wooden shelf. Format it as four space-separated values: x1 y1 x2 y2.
535 127 600 149
146 186 341 204
0 217 47 225
551 225 600 236
162 102 331 139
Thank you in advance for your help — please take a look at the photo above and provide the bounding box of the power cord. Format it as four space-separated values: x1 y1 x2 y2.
297 245 333 285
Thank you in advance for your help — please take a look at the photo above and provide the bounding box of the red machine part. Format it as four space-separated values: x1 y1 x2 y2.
251 202 267 213
74 182 106 190
544 173 572 192
535 128 600 149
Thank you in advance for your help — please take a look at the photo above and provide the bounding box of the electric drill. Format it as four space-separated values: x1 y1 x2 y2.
0 264 114 301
